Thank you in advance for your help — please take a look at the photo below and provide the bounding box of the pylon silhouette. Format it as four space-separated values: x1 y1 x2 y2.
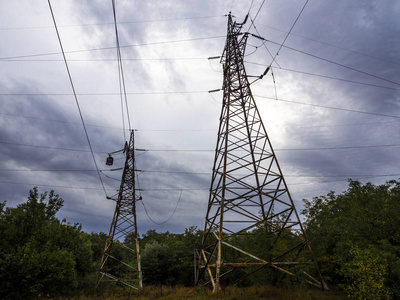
196 13 327 291
97 130 143 289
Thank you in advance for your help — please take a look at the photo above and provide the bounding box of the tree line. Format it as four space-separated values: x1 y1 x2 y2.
0 180 399 299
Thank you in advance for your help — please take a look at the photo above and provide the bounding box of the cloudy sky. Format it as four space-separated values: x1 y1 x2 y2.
1 0 399 234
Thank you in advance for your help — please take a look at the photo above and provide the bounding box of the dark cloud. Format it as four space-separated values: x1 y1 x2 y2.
1 0 399 235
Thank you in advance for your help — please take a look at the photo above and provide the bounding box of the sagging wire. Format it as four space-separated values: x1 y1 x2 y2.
208 59 222 73
244 44 260 57
208 90 222 104
100 170 122 182
140 189 183 225
250 29 280 68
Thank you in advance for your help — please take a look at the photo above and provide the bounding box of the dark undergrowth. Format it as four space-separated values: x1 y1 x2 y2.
55 285 347 300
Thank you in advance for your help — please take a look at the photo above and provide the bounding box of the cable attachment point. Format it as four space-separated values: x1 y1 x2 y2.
251 33 266 41
259 66 270 79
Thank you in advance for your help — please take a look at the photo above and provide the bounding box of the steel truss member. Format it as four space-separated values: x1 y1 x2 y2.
196 13 327 292
97 130 142 289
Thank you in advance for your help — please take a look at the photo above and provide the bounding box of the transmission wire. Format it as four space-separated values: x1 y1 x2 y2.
270 0 309 64
47 0 107 197
140 190 183 225
112 0 131 139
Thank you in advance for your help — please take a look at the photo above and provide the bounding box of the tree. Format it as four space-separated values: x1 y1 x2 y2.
141 241 178 285
302 180 400 299
0 187 93 299
133 227 203 286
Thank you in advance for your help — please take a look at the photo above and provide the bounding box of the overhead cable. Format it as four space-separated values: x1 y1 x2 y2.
3 140 400 153
47 0 107 196
140 190 183 225
2 168 400 180
270 0 309 63
255 95 400 119
112 0 131 140
256 23 400 66
266 40 400 87
5 110 396 130
245 62 400 91
0 36 225 61
0 15 223 31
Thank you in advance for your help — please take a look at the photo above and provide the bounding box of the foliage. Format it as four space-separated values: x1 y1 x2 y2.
137 225 202 286
0 187 93 299
2 180 398 299
302 179 400 299
340 245 391 300
141 241 178 285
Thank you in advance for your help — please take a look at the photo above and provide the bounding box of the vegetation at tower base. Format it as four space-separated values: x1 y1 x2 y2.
1 181 400 299
302 179 400 299
0 187 94 299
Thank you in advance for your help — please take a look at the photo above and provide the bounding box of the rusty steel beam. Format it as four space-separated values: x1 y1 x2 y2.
196 13 327 292
97 130 143 290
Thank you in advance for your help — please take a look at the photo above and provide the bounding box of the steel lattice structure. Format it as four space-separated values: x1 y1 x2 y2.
97 130 142 289
196 14 327 292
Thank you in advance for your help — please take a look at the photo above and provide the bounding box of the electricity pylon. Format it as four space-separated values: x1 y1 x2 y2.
97 130 143 289
196 13 327 292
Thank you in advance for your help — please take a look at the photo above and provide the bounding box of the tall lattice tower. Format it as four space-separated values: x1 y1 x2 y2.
196 14 327 291
97 130 143 289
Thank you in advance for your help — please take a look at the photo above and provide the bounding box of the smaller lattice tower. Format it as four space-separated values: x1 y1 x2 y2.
196 13 327 292
97 130 143 289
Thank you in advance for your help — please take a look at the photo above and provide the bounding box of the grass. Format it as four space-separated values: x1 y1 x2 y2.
61 285 347 300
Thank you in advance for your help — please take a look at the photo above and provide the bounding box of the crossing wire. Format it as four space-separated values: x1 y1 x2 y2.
47 0 108 197
2 140 400 153
270 0 309 64
0 36 225 60
112 0 131 141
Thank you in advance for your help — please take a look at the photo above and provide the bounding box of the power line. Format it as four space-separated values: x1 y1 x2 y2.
2 168 399 180
0 141 108 154
0 112 129 130
137 144 400 152
251 0 266 25
139 188 207 191
0 91 208 96
0 15 223 31
0 169 101 172
0 35 225 60
245 61 400 91
2 140 400 153
256 22 400 67
140 190 183 225
3 111 397 132
265 40 400 87
0 180 106 190
112 0 131 140
2 168 399 179
47 0 107 196
255 94 400 119
0 57 206 62
270 0 309 64
0 111 220 131
291 120 400 129
247 0 255 14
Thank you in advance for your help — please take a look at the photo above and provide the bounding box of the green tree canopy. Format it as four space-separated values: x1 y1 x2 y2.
0 187 93 299
302 179 400 299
